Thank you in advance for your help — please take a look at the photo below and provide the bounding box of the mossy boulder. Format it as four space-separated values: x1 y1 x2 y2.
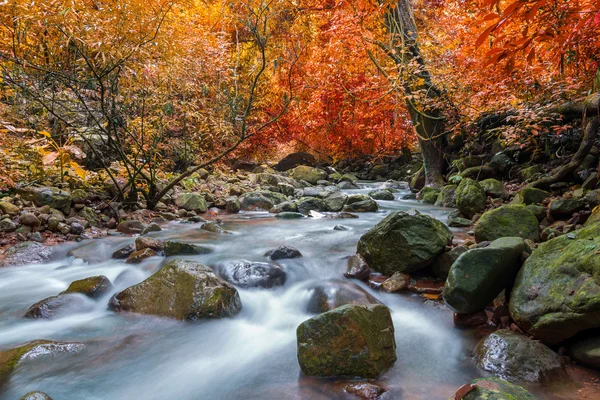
421 187 441 205
526 204 546 221
509 223 600 344
435 185 457 208
432 245 468 280
343 194 379 213
368 189 394 201
296 304 396 378
461 166 496 180
306 280 381 313
474 330 565 382
474 205 539 243
519 165 543 181
240 191 287 211
357 210 453 274
519 187 549 205
322 191 348 212
549 198 585 217
0 201 19 216
297 197 327 214
455 178 486 218
174 193 207 212
586 205 600 226
110 258 242 320
480 179 507 199
444 237 526 314
0 340 84 390
290 166 328 185
164 240 213 256
458 377 537 400
60 275 112 298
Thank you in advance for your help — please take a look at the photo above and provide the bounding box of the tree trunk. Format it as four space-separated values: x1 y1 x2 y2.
384 0 447 188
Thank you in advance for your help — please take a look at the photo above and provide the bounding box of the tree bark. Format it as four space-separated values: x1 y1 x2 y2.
383 0 447 188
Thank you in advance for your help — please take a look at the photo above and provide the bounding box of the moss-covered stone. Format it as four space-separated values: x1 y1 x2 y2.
174 193 207 212
296 197 327 214
357 210 452 274
17 186 72 214
509 223 600 344
110 258 242 320
461 166 496 180
480 179 507 199
444 237 526 313
275 212 304 219
549 198 585 217
455 178 486 218
343 194 379 213
61 275 112 298
586 205 600 226
0 201 19 216
474 205 539 242
164 240 213 256
519 165 543 181
526 204 546 221
240 190 287 211
474 330 565 382
290 166 328 185
459 377 537 400
322 191 348 212
519 187 549 205
421 187 441 205
435 185 457 208
368 189 394 201
296 304 396 378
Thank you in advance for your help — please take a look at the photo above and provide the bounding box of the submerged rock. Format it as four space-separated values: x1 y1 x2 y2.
509 223 600 344
474 205 539 242
126 248 157 264
357 210 452 274
110 259 242 320
0 241 52 267
112 244 135 259
443 237 526 314
474 330 565 382
164 240 213 256
306 280 380 313
24 294 93 319
264 245 302 260
344 254 370 280
297 304 396 378
61 276 113 298
217 260 286 289
0 340 84 390
458 377 537 400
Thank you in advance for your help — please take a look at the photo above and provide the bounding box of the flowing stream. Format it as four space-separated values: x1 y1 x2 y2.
0 183 590 399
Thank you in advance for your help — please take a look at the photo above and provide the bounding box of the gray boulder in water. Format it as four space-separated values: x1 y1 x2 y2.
217 260 286 289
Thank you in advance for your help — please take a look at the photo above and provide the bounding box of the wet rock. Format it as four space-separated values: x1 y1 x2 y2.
344 383 385 400
434 185 457 208
135 236 164 251
290 166 328 185
165 241 214 257
584 189 600 208
343 194 378 213
116 220 146 234
334 224 348 231
480 178 507 199
306 280 381 313
0 241 52 267
297 197 327 214
24 294 93 319
174 193 207 212
443 237 526 314
327 212 359 219
18 392 54 400
126 248 157 264
380 272 410 293
217 260 286 288
519 187 549 205
458 377 537 400
0 201 19 216
0 340 84 390
110 258 242 320
70 221 85 235
509 223 600 344
141 223 162 234
549 198 585 217
519 165 543 181
322 191 348 212
201 221 225 233
455 178 486 219
225 196 241 213
453 310 488 328
112 244 135 259
368 189 394 201
264 245 302 260
567 331 600 369
420 187 440 205
270 201 298 213
344 254 370 280
338 181 359 189
357 210 452 274
240 191 287 211
461 166 496 180
431 245 468 280
275 152 316 171
447 214 473 228
17 186 72 214
251 172 301 188
61 275 113 298
474 205 539 242
297 304 396 378
275 212 304 219
474 330 566 382
0 218 16 232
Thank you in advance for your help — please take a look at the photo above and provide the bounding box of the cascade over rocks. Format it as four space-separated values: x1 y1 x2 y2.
296 304 396 378
306 280 381 313
357 210 452 274
109 258 242 320
60 275 113 298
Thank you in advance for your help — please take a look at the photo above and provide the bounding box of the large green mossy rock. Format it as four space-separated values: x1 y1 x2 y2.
290 166 328 185
455 178 486 218
174 193 207 212
474 330 565 382
435 185 457 208
444 237 526 314
110 259 242 320
458 377 537 400
357 210 452 274
343 194 379 213
421 187 441 205
509 223 600 345
519 187 549 205
0 340 84 390
480 179 507 199
60 275 112 298
240 191 287 211
296 304 396 378
474 205 539 242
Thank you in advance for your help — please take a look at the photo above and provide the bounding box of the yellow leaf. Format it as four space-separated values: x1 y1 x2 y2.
70 161 86 179
38 131 52 138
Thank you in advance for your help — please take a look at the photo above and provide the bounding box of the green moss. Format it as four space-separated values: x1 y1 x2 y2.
455 178 486 218
474 205 539 242
461 377 537 400
421 187 441 205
